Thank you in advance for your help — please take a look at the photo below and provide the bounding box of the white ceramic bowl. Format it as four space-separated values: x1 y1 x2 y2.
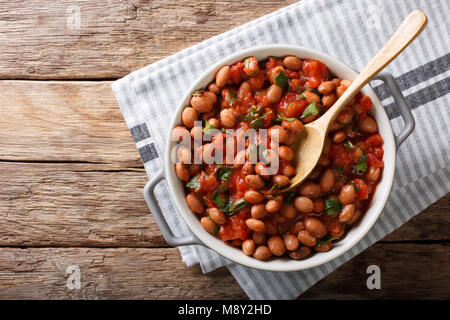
149 45 406 272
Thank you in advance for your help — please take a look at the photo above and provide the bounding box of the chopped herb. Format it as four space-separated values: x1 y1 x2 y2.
301 101 320 119
212 223 219 235
297 92 306 100
215 166 233 182
274 70 289 88
325 197 343 216
203 119 218 135
355 154 368 174
343 140 354 150
316 235 340 247
192 90 203 97
311 87 322 97
213 192 248 216
250 114 266 128
212 190 227 208
334 165 361 191
269 184 280 194
226 90 237 106
274 112 297 123
217 185 228 193
244 105 263 120
349 180 361 191
248 143 261 160
186 175 201 190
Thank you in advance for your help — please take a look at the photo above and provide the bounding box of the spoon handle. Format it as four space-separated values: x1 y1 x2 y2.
316 10 427 129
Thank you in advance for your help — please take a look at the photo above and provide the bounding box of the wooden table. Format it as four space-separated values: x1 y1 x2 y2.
0 0 448 299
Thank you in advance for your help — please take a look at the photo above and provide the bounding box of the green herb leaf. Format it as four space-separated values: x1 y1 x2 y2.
274 70 289 88
316 235 340 247
355 154 368 174
297 92 306 100
274 112 297 123
250 115 266 128
269 184 280 194
226 198 247 216
186 175 201 190
325 197 343 216
300 101 320 119
215 166 233 182
212 190 227 208
227 90 237 106
343 140 354 150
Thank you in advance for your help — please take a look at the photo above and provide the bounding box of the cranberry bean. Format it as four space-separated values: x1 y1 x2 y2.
290 220 305 235
265 199 281 213
253 232 267 245
318 81 336 95
244 190 264 204
299 181 322 198
268 236 286 256
339 184 356 205
332 130 346 143
181 107 198 128
303 90 321 104
177 146 192 164
340 79 352 88
190 125 203 139
347 209 362 225
207 207 226 225
238 81 252 100
200 217 217 234
220 108 235 128
331 78 341 86
273 175 290 187
253 245 272 260
308 166 322 180
207 82 220 94
297 230 317 247
242 239 256 256
304 217 327 238
188 164 202 175
246 218 265 233
171 126 190 142
294 196 314 213
319 168 336 193
322 93 337 108
282 164 295 177
175 163 190 182
288 246 311 260
283 56 302 70
315 241 332 252
268 125 288 144
251 204 268 219
358 115 378 133
339 204 355 223
282 119 304 134
281 203 297 219
203 91 217 103
367 166 381 182
336 85 346 97
279 146 294 161
352 146 364 162
284 234 300 251
186 193 204 214
216 66 230 88
266 84 283 103
191 95 213 113
245 175 265 189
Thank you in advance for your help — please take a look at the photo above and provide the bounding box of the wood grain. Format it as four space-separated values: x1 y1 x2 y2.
0 243 448 299
0 81 141 166
0 160 448 247
0 0 298 79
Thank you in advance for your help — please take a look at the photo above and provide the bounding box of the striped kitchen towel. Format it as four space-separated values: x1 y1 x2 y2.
111 0 449 299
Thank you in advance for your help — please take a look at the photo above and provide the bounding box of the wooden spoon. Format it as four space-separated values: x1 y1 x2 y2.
281 10 427 193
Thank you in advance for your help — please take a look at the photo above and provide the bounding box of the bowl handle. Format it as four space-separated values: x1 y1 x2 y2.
143 169 201 247
374 73 415 148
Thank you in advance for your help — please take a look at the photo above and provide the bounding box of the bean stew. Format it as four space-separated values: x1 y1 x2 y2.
172 55 384 261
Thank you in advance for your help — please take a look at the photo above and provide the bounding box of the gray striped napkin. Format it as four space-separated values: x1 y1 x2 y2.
112 0 449 299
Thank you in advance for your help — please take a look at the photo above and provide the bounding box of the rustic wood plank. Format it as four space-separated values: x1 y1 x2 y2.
0 243 448 299
0 0 298 79
0 161 448 247
0 162 167 247
0 81 141 166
